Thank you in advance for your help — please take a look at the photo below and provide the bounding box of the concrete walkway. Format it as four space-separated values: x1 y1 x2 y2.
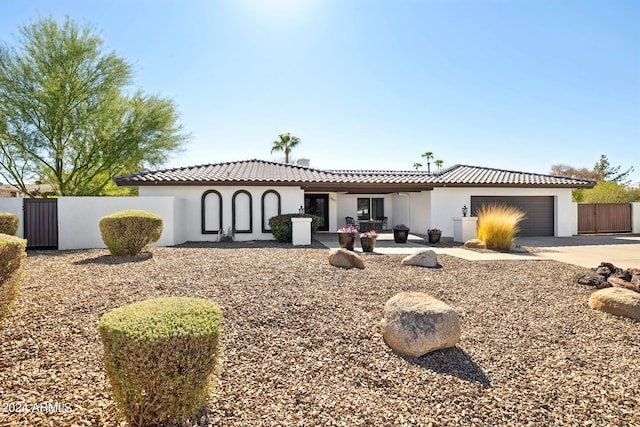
315 233 640 268
514 235 640 269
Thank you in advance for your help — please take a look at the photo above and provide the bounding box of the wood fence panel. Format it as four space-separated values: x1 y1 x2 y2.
578 203 631 234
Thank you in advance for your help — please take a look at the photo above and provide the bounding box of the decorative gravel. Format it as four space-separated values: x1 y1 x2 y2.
1 244 639 426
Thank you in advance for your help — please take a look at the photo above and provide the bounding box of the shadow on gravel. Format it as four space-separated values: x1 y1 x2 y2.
73 252 153 265
174 240 327 250
401 347 490 387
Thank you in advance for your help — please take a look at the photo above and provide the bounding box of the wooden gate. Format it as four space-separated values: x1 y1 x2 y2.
23 199 58 248
577 203 631 234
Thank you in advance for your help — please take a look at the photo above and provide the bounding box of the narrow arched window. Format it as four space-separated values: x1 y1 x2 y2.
261 190 281 233
232 190 253 233
201 190 223 234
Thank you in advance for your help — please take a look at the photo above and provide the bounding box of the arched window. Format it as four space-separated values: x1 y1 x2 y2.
201 190 223 234
261 190 281 233
232 190 253 233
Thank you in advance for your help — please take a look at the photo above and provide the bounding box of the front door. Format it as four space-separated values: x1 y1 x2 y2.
304 194 329 231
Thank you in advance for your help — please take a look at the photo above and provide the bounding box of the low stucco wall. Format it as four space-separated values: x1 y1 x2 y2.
0 198 24 238
58 197 183 250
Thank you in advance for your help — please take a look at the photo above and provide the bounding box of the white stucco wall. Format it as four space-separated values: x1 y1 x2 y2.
139 186 304 241
58 197 182 250
429 187 576 237
0 198 24 238
633 203 640 234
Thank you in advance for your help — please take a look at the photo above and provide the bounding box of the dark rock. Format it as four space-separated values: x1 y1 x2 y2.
596 266 612 278
598 262 618 272
575 271 610 288
612 268 632 282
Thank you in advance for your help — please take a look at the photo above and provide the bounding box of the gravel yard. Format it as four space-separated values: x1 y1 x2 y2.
1 244 639 426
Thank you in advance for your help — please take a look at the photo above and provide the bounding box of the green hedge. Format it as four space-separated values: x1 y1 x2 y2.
99 297 223 426
0 212 19 236
99 210 163 256
0 234 27 323
268 213 320 243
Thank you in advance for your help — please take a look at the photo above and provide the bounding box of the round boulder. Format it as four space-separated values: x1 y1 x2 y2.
328 248 365 269
401 249 438 268
381 292 460 357
463 239 486 249
588 288 640 320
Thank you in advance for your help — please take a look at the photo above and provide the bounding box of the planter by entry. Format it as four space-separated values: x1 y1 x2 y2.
428 232 441 244
338 233 357 251
393 229 409 244
360 237 377 252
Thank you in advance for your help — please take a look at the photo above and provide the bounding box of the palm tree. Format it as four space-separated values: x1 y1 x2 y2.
421 151 434 173
435 159 444 171
271 133 301 164
413 162 423 171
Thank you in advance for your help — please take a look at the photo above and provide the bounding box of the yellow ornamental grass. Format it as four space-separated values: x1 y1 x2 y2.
476 204 525 251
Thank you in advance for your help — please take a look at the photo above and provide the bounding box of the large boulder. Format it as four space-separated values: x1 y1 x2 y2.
588 288 640 320
401 249 438 268
380 292 460 357
463 239 486 249
328 248 364 269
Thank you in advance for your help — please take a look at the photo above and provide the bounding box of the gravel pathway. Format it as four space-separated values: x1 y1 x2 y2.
0 245 638 426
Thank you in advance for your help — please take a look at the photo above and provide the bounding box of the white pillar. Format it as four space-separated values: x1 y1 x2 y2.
453 217 478 243
291 217 312 246
632 203 640 234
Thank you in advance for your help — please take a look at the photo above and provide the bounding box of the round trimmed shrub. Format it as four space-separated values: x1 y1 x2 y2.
0 212 19 236
268 213 320 242
99 297 223 427
0 234 27 323
99 210 163 256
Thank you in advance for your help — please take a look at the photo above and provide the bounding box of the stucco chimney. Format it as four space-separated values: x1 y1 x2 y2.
296 158 310 167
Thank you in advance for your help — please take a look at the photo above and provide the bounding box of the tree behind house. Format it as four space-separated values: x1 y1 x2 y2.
0 16 186 196
271 133 301 164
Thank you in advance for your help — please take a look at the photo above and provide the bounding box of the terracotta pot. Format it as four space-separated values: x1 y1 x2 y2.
360 237 376 252
338 233 357 251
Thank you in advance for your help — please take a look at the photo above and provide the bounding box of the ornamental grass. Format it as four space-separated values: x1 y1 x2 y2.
476 204 525 251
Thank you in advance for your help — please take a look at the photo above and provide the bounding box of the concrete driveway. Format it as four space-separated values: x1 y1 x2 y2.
515 235 640 269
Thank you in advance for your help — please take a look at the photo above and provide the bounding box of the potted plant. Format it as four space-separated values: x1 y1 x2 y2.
360 230 378 252
427 228 442 244
392 224 410 243
337 225 358 250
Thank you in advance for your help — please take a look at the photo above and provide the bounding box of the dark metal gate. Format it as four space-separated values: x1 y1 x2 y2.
577 203 631 234
23 199 58 248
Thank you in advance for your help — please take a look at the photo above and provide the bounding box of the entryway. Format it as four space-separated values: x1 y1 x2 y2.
304 194 329 231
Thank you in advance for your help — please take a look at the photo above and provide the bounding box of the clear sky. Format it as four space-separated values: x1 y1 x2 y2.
1 0 639 183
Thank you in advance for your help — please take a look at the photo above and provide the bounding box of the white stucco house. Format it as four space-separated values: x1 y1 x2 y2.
113 159 595 242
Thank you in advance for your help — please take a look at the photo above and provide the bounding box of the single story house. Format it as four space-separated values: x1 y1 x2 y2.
114 159 595 242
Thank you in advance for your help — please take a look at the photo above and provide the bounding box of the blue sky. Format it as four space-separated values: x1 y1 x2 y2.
2 0 639 183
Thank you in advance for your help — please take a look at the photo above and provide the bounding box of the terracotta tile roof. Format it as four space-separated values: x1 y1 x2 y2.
433 165 596 186
114 160 595 188
115 159 342 185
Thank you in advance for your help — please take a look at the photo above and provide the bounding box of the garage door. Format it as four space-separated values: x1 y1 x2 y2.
471 196 554 237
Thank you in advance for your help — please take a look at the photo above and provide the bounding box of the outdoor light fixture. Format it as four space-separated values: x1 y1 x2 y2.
299 205 304 215
462 205 468 217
